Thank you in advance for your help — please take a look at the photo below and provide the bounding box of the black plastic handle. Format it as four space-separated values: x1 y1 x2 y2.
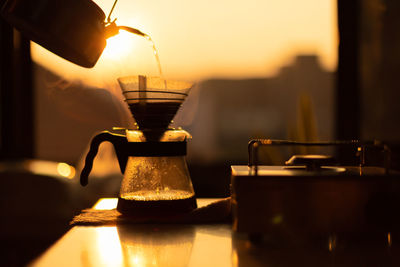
80 131 128 186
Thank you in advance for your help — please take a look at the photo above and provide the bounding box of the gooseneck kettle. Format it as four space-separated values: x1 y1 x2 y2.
1 0 146 67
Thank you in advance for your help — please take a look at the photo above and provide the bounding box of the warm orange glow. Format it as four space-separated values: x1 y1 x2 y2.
328 235 336 252
31 0 337 83
102 31 138 61
128 254 145 266
93 198 118 210
56 162 75 179
27 160 75 179
96 227 123 266
31 199 232 267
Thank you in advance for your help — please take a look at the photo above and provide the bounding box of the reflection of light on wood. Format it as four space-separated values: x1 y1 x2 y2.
121 235 193 266
232 250 239 267
96 227 123 266
128 253 145 266
102 31 138 60
188 231 231 267
328 235 336 252
118 225 195 267
93 198 118 210
388 232 392 247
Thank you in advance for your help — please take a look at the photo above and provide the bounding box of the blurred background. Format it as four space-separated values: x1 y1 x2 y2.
1 0 400 265
32 0 337 193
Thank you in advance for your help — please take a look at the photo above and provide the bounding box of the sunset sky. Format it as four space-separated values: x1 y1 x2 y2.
31 0 337 87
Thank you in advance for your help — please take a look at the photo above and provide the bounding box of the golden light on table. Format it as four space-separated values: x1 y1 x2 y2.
30 199 233 267
96 227 123 266
93 198 119 210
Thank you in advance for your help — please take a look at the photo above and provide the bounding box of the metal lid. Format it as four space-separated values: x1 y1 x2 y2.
231 165 346 177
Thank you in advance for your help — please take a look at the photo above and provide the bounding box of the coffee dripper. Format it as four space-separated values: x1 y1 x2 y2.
80 76 197 216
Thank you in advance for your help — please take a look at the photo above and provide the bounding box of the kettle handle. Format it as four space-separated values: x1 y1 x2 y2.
80 131 128 186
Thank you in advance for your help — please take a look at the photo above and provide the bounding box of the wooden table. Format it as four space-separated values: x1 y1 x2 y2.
30 198 234 267
30 198 400 267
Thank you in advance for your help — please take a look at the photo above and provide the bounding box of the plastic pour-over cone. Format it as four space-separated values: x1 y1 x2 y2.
118 75 193 140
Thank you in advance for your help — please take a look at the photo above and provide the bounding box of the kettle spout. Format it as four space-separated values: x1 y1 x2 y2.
104 21 120 38
104 21 147 39
118 26 147 37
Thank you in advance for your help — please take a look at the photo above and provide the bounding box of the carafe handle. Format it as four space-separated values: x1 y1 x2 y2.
80 131 128 186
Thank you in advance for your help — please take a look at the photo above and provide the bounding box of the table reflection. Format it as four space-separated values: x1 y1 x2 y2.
95 227 123 266
31 199 232 267
31 198 400 267
117 224 195 267
232 232 400 266
90 225 196 267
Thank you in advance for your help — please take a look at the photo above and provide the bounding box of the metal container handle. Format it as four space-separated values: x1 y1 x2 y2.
247 139 391 176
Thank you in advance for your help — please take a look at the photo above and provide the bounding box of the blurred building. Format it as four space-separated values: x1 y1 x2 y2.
182 55 334 163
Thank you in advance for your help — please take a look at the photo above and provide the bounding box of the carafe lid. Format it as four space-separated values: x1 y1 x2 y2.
125 128 191 142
